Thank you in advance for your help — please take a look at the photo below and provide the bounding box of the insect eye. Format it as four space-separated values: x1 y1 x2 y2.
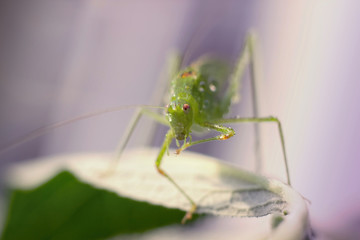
183 104 190 112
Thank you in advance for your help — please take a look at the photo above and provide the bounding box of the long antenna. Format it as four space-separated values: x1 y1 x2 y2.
0 105 165 155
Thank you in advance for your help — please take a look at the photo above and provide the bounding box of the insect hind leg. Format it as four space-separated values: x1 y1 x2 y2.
225 32 262 174
145 52 181 145
108 52 180 174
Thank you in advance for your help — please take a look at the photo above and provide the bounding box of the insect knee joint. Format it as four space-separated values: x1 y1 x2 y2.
156 166 165 175
218 131 235 140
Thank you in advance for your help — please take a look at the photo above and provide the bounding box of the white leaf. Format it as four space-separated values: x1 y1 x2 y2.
6 148 310 239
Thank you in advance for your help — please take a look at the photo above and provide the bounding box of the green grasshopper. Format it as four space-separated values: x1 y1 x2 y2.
113 32 291 224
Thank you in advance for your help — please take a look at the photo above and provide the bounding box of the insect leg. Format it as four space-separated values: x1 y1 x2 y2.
107 108 169 172
156 129 197 224
215 116 291 186
227 32 262 173
175 122 235 154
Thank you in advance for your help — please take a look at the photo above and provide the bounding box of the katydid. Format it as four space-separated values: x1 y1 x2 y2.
113 32 291 224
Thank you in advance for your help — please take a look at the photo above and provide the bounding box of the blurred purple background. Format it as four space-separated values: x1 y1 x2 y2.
1 0 360 239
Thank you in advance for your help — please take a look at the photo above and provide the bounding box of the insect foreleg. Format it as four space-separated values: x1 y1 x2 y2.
155 129 197 224
215 116 291 186
175 123 235 154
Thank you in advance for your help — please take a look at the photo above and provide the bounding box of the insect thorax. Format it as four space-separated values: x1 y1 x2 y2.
170 59 232 124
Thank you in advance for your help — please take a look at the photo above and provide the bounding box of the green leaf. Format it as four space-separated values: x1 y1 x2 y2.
1 170 191 240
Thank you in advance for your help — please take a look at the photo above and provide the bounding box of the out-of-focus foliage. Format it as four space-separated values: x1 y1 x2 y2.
1 171 190 240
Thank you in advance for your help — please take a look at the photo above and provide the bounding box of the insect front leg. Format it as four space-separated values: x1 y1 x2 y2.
175 122 235 154
156 129 197 224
